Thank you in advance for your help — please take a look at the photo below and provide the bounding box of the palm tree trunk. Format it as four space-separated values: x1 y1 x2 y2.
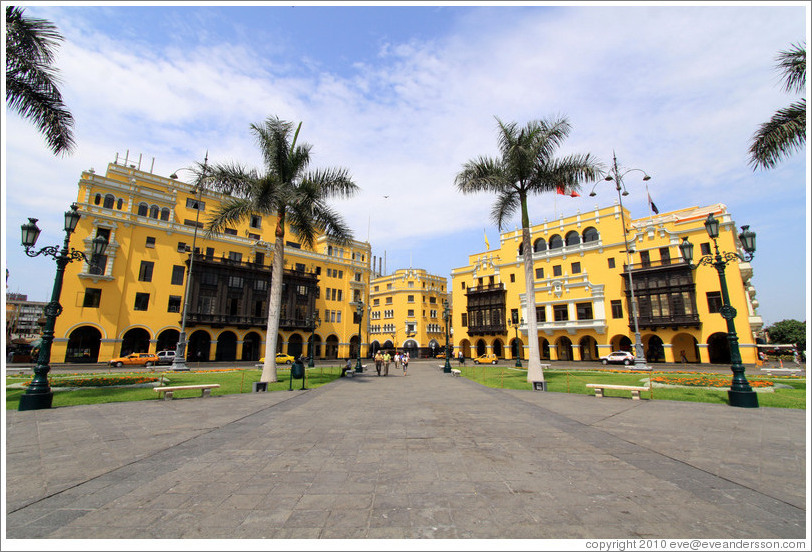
521 198 545 384
260 215 285 383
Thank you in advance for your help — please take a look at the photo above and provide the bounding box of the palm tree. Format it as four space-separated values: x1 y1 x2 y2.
455 116 602 385
749 42 806 170
205 116 359 383
5 6 75 156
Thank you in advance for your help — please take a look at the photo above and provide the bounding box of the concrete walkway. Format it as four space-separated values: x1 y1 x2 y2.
4 361 807 540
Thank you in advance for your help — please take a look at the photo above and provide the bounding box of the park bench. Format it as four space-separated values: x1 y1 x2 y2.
586 383 650 400
451 369 461 377
760 367 802 375
154 384 220 400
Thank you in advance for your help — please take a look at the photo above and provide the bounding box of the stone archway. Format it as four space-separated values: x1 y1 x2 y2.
349 335 361 359
156 329 179 353
540 338 550 360
459 339 471 358
672 333 700 363
510 338 523 360
325 335 339 359
475 339 487 357
65 326 102 363
309 334 323 360
556 336 573 361
242 331 262 361
120 327 151 356
288 333 304 358
579 336 598 362
215 331 237 361
492 339 504 358
645 334 665 363
707 332 731 364
403 339 418 358
188 330 211 362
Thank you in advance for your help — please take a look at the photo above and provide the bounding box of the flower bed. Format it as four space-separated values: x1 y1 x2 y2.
650 374 774 388
23 375 162 388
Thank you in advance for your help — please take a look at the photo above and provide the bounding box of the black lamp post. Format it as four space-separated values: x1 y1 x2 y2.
307 313 321 367
589 152 652 370
680 213 758 408
355 301 364 372
171 154 208 372
19 204 108 411
442 300 452 373
509 317 523 367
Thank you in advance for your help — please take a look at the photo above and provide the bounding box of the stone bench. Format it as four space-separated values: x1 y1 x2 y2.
586 383 649 400
154 384 220 400
451 369 461 377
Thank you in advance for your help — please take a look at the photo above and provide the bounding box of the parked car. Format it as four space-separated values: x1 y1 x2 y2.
109 352 159 368
473 353 498 365
600 351 635 365
156 350 176 365
435 351 447 359
259 353 296 364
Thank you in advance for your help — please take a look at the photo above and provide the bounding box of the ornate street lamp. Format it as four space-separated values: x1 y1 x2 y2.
307 313 321 367
19 204 108 411
355 301 364 372
171 154 208 372
508 317 523 367
589 152 652 370
442 300 452 373
680 213 758 408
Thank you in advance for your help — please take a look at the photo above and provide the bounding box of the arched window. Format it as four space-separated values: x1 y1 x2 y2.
103 194 115 209
582 227 599 243
549 235 563 249
565 231 580 246
533 238 547 252
518 242 524 256
94 194 102 205
149 205 159 219
137 202 148 216
117 198 124 210
160 207 170 221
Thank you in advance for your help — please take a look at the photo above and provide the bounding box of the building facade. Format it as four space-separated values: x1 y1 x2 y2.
368 268 450 358
451 203 762 364
49 158 372 364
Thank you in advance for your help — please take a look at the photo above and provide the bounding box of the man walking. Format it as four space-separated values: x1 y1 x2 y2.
383 350 391 376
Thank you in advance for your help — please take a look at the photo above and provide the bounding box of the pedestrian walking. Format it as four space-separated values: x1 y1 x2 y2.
458 350 464 366
383 350 391 376
403 352 409 375
680 350 688 364
374 351 383 376
394 351 401 370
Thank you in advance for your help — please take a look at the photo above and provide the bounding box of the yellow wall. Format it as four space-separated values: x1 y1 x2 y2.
451 203 763 364
52 162 371 363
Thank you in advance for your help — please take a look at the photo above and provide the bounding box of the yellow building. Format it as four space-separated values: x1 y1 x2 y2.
451 203 762 365
368 268 449 358
50 157 371 364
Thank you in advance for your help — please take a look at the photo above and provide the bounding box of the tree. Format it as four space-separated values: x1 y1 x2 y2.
748 42 806 170
455 116 602 384
765 319 805 353
205 116 359 383
5 6 75 156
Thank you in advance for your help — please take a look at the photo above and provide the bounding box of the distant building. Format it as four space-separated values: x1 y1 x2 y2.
369 268 450 358
5 293 46 342
451 203 762 364
48 158 372 363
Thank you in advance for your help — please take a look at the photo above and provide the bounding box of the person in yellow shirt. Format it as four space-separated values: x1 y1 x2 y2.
383 351 391 376
374 351 383 376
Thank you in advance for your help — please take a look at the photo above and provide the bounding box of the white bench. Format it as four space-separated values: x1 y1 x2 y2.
760 367 802 375
154 384 220 400
451 369 461 377
586 383 649 400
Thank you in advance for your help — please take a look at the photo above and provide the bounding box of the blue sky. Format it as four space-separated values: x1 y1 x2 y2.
3 1 809 329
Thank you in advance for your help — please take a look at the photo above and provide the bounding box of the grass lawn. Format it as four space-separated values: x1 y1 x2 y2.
5 365 345 410
457 365 806 409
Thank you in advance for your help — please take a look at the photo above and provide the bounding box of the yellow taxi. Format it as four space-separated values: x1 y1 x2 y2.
109 352 160 368
473 353 498 365
259 353 296 364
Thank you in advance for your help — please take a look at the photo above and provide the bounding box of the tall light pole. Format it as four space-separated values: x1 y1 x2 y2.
355 301 364 373
19 204 108 410
680 213 758 408
442 300 452 373
171 154 207 371
307 313 321 367
508 317 523 367
589 152 652 370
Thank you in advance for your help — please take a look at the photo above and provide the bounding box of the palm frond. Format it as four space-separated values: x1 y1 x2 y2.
490 190 520 230
748 99 806 170
777 42 806 95
205 197 259 236
455 157 508 193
